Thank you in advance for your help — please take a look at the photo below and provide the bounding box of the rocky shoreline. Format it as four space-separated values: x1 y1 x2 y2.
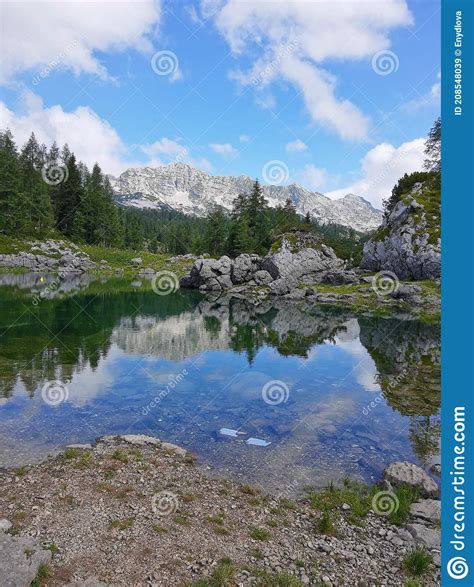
0 435 441 586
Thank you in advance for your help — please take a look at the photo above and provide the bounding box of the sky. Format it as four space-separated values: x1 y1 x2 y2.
0 0 440 209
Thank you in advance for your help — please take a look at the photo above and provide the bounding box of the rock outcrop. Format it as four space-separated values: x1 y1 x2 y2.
0 240 97 273
360 182 440 280
180 233 355 295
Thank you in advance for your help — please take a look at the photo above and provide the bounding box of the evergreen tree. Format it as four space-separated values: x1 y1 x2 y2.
18 133 53 235
56 153 83 237
0 130 23 234
203 207 227 255
424 117 441 174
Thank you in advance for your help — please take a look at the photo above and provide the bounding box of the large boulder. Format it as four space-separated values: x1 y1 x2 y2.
0 531 52 587
262 235 346 295
180 232 351 295
360 182 440 280
383 461 439 498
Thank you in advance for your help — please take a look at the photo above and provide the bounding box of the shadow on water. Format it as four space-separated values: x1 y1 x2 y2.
0 272 440 493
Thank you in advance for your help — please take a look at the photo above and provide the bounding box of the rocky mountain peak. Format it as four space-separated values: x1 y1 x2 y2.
111 163 383 233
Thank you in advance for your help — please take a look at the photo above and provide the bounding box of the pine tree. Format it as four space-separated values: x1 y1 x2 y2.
0 130 23 234
56 153 83 237
19 133 53 235
424 117 441 174
203 207 227 255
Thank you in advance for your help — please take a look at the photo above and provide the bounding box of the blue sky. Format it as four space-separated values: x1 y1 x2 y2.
0 0 440 208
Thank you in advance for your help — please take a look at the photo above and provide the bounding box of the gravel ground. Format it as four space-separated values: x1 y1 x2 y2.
0 435 440 586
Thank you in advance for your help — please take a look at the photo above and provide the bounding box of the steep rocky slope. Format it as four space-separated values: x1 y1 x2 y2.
360 182 440 280
110 163 382 232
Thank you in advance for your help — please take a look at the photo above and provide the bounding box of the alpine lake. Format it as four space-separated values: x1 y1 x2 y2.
0 272 440 495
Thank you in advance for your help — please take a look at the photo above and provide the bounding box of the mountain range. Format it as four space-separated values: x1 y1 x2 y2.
110 163 382 233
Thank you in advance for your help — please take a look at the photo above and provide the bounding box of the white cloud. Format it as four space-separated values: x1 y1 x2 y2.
0 92 212 175
326 138 426 208
142 137 188 158
1 0 161 84
286 139 307 153
203 0 413 141
403 72 441 112
239 134 250 143
300 164 327 191
0 92 130 174
209 142 238 157
142 137 212 171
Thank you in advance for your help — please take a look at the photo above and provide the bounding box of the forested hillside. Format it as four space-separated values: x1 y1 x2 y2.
0 128 368 260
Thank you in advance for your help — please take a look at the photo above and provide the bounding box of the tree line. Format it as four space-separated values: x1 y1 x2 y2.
0 128 313 255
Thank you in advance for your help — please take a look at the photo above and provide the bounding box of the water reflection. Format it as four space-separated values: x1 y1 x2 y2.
0 273 440 492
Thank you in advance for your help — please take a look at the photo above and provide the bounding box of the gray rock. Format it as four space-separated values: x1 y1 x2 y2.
360 186 440 280
231 254 253 284
0 519 12 532
390 283 422 300
0 531 52 587
97 434 161 446
180 232 350 295
384 461 439 498
410 499 440 523
406 523 441 549
253 270 273 285
131 257 142 265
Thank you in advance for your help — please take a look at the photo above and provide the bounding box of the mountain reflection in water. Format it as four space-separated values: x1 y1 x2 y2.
0 273 440 493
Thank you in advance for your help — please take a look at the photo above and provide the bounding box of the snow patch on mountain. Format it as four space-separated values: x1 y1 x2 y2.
110 163 382 233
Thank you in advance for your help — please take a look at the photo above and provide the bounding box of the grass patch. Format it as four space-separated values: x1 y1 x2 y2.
241 484 259 495
192 558 235 587
112 448 129 464
15 465 26 477
44 543 60 558
63 448 81 460
253 570 305 586
153 524 168 534
308 479 372 526
387 485 420 525
403 547 432 577
250 527 271 541
316 510 336 536
30 563 51 587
